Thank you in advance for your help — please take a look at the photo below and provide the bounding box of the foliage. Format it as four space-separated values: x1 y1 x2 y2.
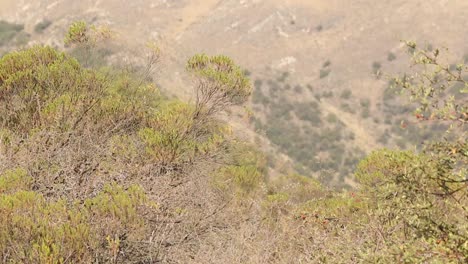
0 22 255 263
340 89 352 99
65 21 113 47
0 20 25 46
0 169 152 263
0 46 108 134
187 54 252 118
34 20 52 34
372 61 382 78
268 173 323 203
1 23 467 263
392 41 467 129
377 43 468 149
213 143 266 195
250 74 364 187
356 148 467 261
353 43 468 261
319 68 331 79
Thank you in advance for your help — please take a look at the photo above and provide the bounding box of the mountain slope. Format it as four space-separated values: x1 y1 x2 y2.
1 0 467 186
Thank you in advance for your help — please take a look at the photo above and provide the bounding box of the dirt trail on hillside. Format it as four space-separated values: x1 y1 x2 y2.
320 100 378 153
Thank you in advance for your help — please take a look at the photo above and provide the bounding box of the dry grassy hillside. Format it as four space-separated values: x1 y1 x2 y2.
1 0 467 186
0 2 466 263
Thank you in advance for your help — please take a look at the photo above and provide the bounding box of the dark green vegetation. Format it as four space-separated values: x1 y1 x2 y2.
0 20 28 47
0 23 466 263
34 19 52 34
251 74 365 188
250 44 468 189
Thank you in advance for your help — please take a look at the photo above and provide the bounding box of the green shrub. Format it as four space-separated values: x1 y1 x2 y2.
322 91 334 98
359 98 370 108
372 61 382 77
387 51 397 61
319 68 331 79
213 143 266 195
356 148 467 260
254 79 263 89
187 54 252 114
0 20 24 46
0 169 153 262
361 107 370 118
277 71 289 82
293 85 303 93
268 174 323 204
34 19 52 33
340 89 352 99
326 113 338 123
340 103 355 114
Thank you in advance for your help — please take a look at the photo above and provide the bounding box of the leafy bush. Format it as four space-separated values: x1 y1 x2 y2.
356 148 467 260
0 169 153 262
187 54 252 116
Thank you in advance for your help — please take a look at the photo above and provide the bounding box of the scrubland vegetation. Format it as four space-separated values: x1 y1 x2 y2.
250 75 364 187
0 20 29 48
0 22 466 263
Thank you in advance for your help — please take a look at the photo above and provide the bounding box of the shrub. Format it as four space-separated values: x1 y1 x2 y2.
356 148 467 260
361 107 370 118
0 24 255 262
268 174 323 204
319 68 331 79
277 71 289 82
340 89 352 99
0 46 106 133
254 79 263 89
372 61 382 78
293 85 303 93
359 98 370 108
34 19 52 33
213 143 266 195
187 54 252 116
0 20 24 46
0 169 153 262
294 102 322 124
322 91 334 98
340 103 355 114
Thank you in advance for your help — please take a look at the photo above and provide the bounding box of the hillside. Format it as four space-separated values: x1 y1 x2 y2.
1 0 468 186
0 3 467 263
